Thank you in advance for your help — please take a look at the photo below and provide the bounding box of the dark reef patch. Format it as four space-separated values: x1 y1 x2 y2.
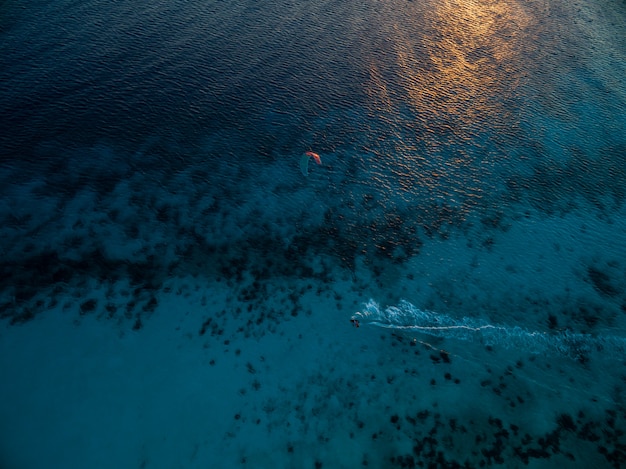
79 298 98 314
587 266 620 297
383 409 626 468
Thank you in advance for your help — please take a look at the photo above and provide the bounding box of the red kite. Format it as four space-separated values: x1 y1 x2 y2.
300 151 322 176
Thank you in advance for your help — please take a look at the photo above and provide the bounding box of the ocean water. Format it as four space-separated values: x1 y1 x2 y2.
1 0 625 467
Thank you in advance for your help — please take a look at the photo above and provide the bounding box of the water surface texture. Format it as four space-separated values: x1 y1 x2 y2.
1 0 626 467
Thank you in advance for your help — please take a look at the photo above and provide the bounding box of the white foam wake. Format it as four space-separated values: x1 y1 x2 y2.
352 299 626 362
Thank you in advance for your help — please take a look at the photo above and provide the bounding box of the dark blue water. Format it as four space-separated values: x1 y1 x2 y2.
1 0 626 467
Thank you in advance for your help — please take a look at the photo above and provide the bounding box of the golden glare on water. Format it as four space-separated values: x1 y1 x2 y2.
369 0 531 131
362 0 536 212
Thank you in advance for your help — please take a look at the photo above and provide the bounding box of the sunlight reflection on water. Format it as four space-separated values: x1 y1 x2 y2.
354 0 540 220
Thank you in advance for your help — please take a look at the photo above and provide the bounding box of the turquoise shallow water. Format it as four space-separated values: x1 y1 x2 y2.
1 0 626 467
